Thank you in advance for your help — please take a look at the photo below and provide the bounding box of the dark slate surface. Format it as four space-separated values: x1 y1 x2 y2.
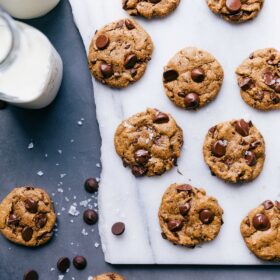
0 0 279 279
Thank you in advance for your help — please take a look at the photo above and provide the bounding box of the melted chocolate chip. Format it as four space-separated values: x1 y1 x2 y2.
7 214 19 226
191 68 205 83
96 34 110 50
179 203 191 216
244 151 257 166
176 184 193 192
199 209 215 224
163 69 179 82
111 222 125 235
263 70 276 86
263 200 274 210
153 110 169 124
167 220 183 232
184 93 200 109
100 63 113 78
226 0 241 13
235 119 250 136
238 77 253 90
211 140 227 157
124 19 135 30
34 213 48 228
25 198 38 214
252 213 270 231
22 227 33 241
124 53 137 69
134 149 150 165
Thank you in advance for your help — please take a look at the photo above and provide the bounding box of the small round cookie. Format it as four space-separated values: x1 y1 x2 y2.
92 272 125 280
207 0 264 23
203 119 265 183
114 108 183 177
240 200 280 261
88 18 154 88
236 48 280 111
163 47 224 110
122 0 180 19
159 183 223 247
0 186 56 247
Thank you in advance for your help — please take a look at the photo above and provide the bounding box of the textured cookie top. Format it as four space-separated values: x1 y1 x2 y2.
158 183 223 247
236 48 280 111
163 47 224 110
203 119 265 183
114 108 183 177
122 0 180 18
92 272 125 280
0 187 56 247
240 200 280 261
88 18 153 88
207 0 264 23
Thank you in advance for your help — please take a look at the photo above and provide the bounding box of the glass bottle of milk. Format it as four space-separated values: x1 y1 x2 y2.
0 8 63 109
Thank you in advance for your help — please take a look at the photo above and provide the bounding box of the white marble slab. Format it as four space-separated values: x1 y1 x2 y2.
68 0 280 264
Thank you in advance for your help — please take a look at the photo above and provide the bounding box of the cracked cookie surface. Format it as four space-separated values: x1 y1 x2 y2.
92 272 125 280
0 187 56 247
88 18 153 88
163 47 224 110
236 48 280 111
240 200 280 261
158 183 223 247
207 0 264 23
203 119 265 183
122 0 180 18
114 108 183 177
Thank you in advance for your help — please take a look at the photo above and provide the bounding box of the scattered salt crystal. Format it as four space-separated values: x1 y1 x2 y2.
57 212 61 216
58 150 62 154
28 142 34 149
77 120 83 126
37 171 44 176
73 196 77 200
61 207 65 211
65 197 70 202
81 228 88 236
79 199 91 207
68 205 80 216
57 188 63 193
94 203 98 208
56 163 60 166
81 117 85 121
96 163 101 168
96 177 100 182
60 173 67 178
58 275 64 280
94 242 100 248
50 268 55 271
70 139 74 143
70 219 74 223
45 153 48 158
52 193 55 196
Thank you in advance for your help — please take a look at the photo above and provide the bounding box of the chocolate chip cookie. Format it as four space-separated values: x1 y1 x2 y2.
114 108 183 177
0 187 56 247
163 47 224 110
236 48 280 111
88 18 154 88
207 0 264 23
240 200 280 261
159 183 223 247
92 272 125 280
203 119 265 183
122 0 180 19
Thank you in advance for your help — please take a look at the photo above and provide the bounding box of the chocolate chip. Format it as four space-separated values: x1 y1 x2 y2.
25 198 38 213
199 209 215 224
209 126 216 134
57 257 71 273
252 213 270 231
34 213 48 228
184 93 200 109
275 201 280 210
263 200 274 210
83 209 98 225
191 68 205 83
153 110 169 124
131 165 147 177
149 0 161 3
7 214 19 226
167 220 183 232
270 92 280 104
125 19 135 30
96 34 110 50
163 69 179 83
176 184 193 192
161 232 167 239
250 141 260 149
22 227 33 241
238 77 253 90
130 68 137 77
235 119 250 137
134 149 150 165
100 63 113 78
111 222 125 235
0 100 7 109
274 79 280 93
225 0 241 13
211 140 227 157
23 270 39 280
179 203 191 216
263 70 276 86
244 151 257 166
124 53 137 69
245 218 250 226
73 256 87 270
84 178 99 193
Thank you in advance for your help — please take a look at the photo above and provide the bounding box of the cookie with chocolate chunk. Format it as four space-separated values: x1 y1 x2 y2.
207 0 264 23
240 200 280 261
203 119 265 183
236 48 280 111
92 272 125 280
163 47 224 110
0 187 56 247
114 108 183 177
158 183 223 247
88 18 153 88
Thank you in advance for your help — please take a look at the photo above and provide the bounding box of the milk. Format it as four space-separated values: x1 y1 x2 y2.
0 0 60 19
0 18 63 109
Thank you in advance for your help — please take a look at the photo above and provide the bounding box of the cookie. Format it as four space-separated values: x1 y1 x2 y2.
203 119 265 183
92 272 125 280
207 0 264 23
122 0 180 19
0 187 56 247
163 47 224 110
236 48 280 111
114 108 183 177
240 200 280 261
88 18 154 88
158 183 223 247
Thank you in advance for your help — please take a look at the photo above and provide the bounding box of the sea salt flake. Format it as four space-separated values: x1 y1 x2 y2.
28 142 34 149
81 228 88 236
58 150 62 154
68 205 80 216
96 163 101 168
37 171 44 176
58 275 64 280
60 173 67 178
57 188 63 193
94 242 100 248
77 120 83 126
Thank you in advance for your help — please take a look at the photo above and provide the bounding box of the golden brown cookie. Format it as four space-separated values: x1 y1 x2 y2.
240 200 280 261
92 272 125 280
207 0 264 23
122 0 180 19
0 186 56 247
114 108 183 177
203 119 265 183
236 48 280 111
163 47 224 110
158 183 223 247
88 18 153 88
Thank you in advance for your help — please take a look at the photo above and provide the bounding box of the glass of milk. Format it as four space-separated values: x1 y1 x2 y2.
0 0 60 19
0 8 63 109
